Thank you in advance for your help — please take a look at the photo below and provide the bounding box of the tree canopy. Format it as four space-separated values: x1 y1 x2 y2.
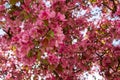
0 0 120 80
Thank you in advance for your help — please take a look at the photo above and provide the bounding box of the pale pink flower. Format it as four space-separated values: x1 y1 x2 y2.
57 12 66 21
21 56 36 66
49 11 56 18
16 45 31 58
5 73 12 80
29 28 38 38
21 32 30 43
54 27 65 47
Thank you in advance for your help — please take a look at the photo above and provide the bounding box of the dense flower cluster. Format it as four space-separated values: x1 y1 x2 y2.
0 0 120 80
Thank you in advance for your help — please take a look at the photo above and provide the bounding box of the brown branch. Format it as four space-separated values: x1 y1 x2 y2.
102 2 113 11
111 0 117 13
68 5 79 11
2 28 12 38
115 60 120 72
102 0 117 13
41 27 50 39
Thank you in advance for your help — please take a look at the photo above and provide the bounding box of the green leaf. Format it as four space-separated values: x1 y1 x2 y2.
20 10 31 20
49 30 54 38
66 0 71 4
118 66 120 70
9 0 18 5
42 38 49 47
47 30 54 39
63 26 70 34
33 39 39 46
43 20 48 26
27 50 33 58
37 51 41 60
42 59 49 65
56 64 63 72
90 0 97 3
49 64 55 72
101 24 108 29
19 0 24 3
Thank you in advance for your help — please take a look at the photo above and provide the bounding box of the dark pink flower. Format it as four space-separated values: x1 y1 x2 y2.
48 53 59 65
0 5 5 11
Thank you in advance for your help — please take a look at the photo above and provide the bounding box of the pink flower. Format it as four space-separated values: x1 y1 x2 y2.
21 4 30 13
5 73 12 80
17 45 31 58
114 47 120 58
39 10 49 20
46 75 56 80
54 27 65 47
102 56 112 67
29 28 38 38
24 0 31 6
21 32 30 43
21 56 36 66
39 9 56 20
57 12 66 21
115 5 120 16
0 5 5 11
36 19 43 26
114 77 120 80
12 36 19 42
55 33 65 47
49 11 56 18
48 54 59 65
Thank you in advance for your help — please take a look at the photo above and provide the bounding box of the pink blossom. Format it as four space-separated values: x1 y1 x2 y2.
49 11 56 18
16 46 30 58
54 27 65 47
115 4 120 16
0 5 5 11
29 28 38 38
5 73 12 80
12 36 19 42
24 0 31 6
57 12 66 21
21 32 30 43
114 77 120 80
39 9 56 20
39 10 48 19
21 56 36 66
102 56 112 67
48 54 59 65
38 9 50 20
36 19 43 26
21 4 30 13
